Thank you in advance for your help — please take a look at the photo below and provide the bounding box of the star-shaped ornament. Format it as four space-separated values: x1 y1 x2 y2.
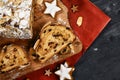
44 0 61 18
45 69 52 76
55 62 74 80
71 5 78 13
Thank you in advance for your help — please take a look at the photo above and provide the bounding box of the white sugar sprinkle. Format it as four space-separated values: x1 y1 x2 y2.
93 48 98 51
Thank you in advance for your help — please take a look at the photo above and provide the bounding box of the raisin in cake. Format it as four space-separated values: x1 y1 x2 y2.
0 44 29 72
33 24 76 63
0 0 33 39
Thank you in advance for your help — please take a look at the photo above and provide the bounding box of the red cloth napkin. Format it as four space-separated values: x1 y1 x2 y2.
17 0 110 80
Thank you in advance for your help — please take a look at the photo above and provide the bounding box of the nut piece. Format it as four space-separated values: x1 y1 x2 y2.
77 16 83 27
36 0 43 5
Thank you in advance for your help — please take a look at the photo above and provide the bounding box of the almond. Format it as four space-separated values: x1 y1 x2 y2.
77 16 83 27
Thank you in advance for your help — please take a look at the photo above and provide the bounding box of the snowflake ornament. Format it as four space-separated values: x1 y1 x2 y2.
44 0 61 18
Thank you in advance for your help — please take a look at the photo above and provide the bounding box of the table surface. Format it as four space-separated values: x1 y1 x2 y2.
73 0 120 80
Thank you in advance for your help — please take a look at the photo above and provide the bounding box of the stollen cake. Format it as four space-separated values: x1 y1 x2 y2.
33 24 76 63
0 0 33 39
0 0 83 79
0 44 29 72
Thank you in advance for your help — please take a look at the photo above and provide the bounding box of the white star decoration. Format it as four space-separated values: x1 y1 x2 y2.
55 62 74 80
44 0 61 18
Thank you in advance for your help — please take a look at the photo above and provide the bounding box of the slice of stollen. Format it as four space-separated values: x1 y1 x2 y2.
0 44 29 72
34 25 76 63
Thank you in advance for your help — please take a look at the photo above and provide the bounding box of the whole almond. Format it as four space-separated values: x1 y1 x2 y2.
77 16 83 27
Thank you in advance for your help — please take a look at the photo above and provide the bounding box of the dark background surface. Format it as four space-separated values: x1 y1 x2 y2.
73 0 120 80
